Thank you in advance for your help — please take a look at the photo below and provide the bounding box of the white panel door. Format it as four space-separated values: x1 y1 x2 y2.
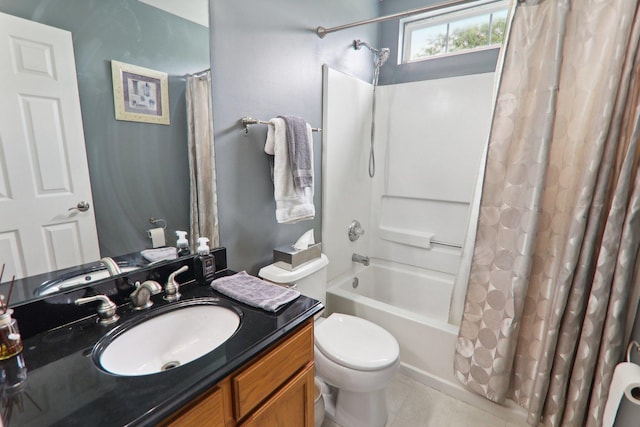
0 12 100 280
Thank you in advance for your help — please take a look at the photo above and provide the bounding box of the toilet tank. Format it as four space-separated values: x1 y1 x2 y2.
258 254 329 306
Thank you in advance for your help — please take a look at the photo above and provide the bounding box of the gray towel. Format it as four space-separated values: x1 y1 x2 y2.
278 115 313 189
140 247 177 262
211 271 300 312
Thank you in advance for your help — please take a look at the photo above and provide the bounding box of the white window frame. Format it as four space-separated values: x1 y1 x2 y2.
399 0 510 64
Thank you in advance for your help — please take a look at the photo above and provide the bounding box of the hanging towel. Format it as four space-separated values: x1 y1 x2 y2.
265 117 315 223
211 271 300 312
278 115 313 189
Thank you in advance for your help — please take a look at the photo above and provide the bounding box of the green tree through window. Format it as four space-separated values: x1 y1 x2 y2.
418 17 506 58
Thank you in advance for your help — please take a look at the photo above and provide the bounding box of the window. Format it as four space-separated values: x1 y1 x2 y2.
400 0 510 63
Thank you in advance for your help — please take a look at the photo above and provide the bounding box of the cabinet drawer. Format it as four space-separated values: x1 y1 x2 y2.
162 386 224 427
232 321 313 420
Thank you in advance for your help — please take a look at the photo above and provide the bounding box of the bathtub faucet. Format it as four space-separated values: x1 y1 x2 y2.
352 253 370 266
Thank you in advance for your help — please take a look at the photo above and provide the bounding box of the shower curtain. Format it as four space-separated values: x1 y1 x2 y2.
454 1 640 425
186 70 220 248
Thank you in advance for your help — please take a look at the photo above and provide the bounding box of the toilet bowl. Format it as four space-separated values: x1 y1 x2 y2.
314 313 399 427
259 254 400 427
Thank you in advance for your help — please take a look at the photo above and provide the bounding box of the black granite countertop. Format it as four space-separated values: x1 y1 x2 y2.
1 251 322 426
1 251 152 309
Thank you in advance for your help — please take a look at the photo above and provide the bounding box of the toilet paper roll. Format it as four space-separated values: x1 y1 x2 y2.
603 362 640 427
148 227 166 248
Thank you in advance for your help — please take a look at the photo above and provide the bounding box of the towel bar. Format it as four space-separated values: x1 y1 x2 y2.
241 117 322 135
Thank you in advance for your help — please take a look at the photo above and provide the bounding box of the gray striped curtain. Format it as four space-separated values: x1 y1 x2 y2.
186 70 220 248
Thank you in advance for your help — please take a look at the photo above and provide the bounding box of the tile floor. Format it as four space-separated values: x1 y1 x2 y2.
321 372 528 427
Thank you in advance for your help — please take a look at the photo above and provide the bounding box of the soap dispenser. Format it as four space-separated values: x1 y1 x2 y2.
0 307 26 390
193 237 216 284
0 309 23 360
176 230 190 257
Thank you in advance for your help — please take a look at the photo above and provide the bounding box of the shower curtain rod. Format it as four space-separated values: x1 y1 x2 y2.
316 0 478 38
186 67 210 76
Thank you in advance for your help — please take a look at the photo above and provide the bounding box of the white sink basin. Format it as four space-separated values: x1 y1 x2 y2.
96 300 241 376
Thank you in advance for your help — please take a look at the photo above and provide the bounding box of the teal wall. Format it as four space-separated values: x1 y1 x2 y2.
210 0 380 272
0 0 209 257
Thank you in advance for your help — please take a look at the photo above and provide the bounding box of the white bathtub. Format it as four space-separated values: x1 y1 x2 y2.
325 259 527 422
326 260 458 384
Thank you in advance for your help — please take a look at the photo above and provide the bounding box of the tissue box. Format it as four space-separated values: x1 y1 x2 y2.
273 243 322 271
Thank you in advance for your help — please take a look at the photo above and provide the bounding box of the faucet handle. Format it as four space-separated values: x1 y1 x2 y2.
348 220 365 242
164 265 189 302
130 280 162 310
75 295 119 325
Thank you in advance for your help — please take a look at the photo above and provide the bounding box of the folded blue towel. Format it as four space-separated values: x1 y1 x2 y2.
278 115 313 189
211 271 300 312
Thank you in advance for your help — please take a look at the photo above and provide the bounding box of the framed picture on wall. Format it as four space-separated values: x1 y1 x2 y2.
111 60 170 125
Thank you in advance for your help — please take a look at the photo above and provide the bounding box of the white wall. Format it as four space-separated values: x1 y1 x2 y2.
322 66 373 281
370 73 495 275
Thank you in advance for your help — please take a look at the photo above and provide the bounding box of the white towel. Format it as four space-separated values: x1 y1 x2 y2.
265 117 315 224
211 271 300 312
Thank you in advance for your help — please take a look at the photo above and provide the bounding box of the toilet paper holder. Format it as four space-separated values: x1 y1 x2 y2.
149 217 167 229
627 340 640 363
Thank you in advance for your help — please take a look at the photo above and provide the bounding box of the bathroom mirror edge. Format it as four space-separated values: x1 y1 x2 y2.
0 0 210 306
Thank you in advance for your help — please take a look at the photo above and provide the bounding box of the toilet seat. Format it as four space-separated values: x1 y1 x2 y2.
315 313 399 371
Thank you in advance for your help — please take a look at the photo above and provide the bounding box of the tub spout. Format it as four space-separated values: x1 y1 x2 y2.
352 253 370 266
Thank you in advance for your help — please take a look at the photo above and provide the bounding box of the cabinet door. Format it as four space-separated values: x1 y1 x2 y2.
241 363 314 427
233 322 313 420
163 386 225 427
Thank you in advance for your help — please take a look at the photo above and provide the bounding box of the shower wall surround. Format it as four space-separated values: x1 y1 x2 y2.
322 67 495 285
370 73 494 275
321 66 374 279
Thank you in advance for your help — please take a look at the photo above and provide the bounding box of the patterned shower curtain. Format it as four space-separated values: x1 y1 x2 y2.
186 70 220 248
454 1 640 425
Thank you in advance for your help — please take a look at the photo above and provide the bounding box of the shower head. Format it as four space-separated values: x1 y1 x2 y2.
353 40 391 67
353 39 380 54
354 40 391 86
377 48 391 67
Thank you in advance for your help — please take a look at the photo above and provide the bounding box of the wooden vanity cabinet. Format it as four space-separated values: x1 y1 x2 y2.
241 363 314 427
163 386 226 427
163 319 315 427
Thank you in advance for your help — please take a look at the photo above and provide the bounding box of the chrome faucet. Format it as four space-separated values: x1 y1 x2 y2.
164 265 189 302
100 257 122 276
129 280 162 310
75 294 119 325
352 253 370 266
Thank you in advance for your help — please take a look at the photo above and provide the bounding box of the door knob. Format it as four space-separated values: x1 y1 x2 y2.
69 201 90 212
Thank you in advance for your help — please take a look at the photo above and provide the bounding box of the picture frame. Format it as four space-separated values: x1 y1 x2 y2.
111 60 170 125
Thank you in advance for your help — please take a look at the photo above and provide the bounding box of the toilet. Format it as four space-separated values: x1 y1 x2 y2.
259 254 400 427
